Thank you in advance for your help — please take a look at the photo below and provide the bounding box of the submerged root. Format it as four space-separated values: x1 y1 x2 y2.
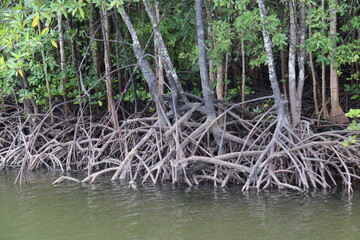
1 100 359 193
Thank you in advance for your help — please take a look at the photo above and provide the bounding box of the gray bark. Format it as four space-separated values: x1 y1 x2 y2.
241 41 246 104
143 0 188 107
195 0 217 120
321 0 329 117
58 13 70 117
329 0 348 123
112 9 138 113
118 5 169 126
256 0 286 118
288 0 306 127
101 9 119 129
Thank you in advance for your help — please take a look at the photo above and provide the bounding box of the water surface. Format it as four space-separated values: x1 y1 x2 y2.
1 171 359 240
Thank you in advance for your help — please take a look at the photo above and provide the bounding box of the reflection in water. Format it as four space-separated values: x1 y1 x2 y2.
0 171 360 240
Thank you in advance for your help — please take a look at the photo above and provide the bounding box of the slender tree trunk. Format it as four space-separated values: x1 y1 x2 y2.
309 29 319 114
297 0 306 121
58 13 70 117
280 49 288 100
101 9 119 129
279 7 288 100
143 0 188 107
256 0 286 118
216 56 224 101
209 57 215 85
88 5 101 114
309 52 319 114
67 17 84 123
215 6 224 103
288 0 299 126
37 25 54 123
111 12 124 108
241 41 246 104
288 0 306 127
321 0 330 118
329 0 348 123
112 10 138 113
321 61 329 117
224 53 229 99
216 56 224 123
204 0 215 85
89 5 100 79
154 2 164 95
195 0 217 121
118 5 168 126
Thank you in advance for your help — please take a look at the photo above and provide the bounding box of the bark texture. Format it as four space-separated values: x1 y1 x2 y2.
329 0 348 123
101 9 119 129
195 0 217 121
119 5 168 126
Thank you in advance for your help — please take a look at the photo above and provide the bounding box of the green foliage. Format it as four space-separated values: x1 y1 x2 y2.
343 135 356 147
252 106 262 114
225 77 254 101
306 0 360 71
124 84 150 103
0 0 358 117
207 20 234 65
344 73 360 100
343 109 360 147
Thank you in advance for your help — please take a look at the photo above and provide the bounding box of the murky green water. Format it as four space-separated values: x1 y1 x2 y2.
1 171 360 240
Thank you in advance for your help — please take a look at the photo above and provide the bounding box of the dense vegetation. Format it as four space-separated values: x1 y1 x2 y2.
0 0 359 192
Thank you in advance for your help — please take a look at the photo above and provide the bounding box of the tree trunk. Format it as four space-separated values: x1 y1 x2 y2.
58 13 70 117
67 16 84 124
297 0 306 122
279 7 288 100
256 0 286 118
309 28 319 115
224 53 229 100
216 56 224 102
112 10 138 113
195 0 217 121
321 0 330 118
329 0 348 123
154 2 164 95
204 0 215 87
101 9 119 129
89 5 100 79
280 49 288 100
37 25 54 123
216 56 224 124
143 0 188 108
241 41 246 104
288 0 306 128
118 5 168 126
288 0 299 126
88 5 100 114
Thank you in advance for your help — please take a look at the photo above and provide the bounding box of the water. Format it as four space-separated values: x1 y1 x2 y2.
1 171 360 240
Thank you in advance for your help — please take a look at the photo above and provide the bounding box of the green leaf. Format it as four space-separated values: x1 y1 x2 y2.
32 14 39 28
7 61 16 69
51 40 58 48
41 27 49 35
78 7 85 19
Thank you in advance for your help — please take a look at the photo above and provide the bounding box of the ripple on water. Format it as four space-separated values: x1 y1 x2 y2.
1 171 360 240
